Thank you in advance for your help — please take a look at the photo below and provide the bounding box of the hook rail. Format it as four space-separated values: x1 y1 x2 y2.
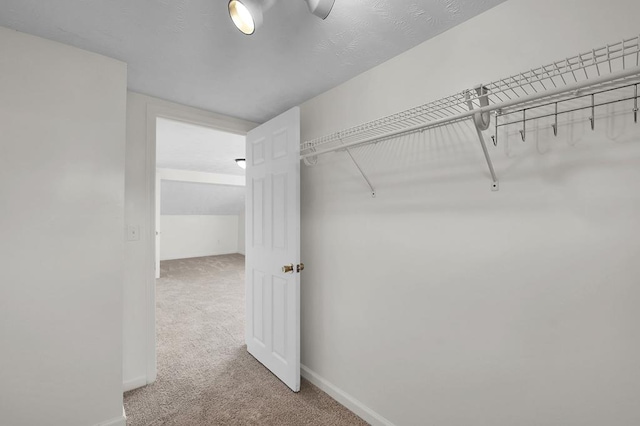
494 82 640 133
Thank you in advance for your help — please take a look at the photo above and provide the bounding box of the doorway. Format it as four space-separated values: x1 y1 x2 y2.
124 109 363 426
125 116 251 422
140 106 303 391
154 117 246 275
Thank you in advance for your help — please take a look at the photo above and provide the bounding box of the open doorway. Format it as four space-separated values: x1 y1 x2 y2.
124 108 363 425
154 117 246 274
124 116 252 424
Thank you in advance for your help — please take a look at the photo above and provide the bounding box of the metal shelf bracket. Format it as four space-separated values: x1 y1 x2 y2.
303 149 318 166
345 149 376 197
466 86 499 191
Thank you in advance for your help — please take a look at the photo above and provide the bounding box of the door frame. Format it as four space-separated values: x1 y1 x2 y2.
144 101 255 384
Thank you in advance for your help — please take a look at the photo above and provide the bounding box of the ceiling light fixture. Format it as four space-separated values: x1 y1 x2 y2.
305 0 335 19
228 0 335 35
235 158 247 169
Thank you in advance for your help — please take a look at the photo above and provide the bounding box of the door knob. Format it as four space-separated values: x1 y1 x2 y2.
297 263 305 273
282 264 294 274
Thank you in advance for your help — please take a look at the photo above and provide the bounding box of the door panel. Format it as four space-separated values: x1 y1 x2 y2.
245 107 300 392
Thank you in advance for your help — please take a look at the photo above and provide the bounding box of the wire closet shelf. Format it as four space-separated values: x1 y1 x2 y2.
300 35 640 162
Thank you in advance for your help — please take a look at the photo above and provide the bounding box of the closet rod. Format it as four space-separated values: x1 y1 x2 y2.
300 65 640 160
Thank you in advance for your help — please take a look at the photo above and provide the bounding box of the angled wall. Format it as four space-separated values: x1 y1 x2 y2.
299 0 640 425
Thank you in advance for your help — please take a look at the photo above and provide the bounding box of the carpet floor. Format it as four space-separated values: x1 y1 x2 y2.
123 254 367 426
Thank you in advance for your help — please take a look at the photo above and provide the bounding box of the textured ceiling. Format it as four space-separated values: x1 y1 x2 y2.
0 0 506 123
156 117 246 175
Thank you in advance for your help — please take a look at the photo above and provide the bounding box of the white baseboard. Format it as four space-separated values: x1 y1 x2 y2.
300 364 396 426
123 375 147 392
95 407 126 426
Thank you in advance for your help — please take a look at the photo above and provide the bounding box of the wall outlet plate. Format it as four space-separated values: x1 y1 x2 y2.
127 225 140 241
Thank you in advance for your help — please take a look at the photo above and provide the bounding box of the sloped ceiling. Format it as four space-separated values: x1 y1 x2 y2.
161 181 245 215
156 117 246 176
156 117 246 215
0 0 506 123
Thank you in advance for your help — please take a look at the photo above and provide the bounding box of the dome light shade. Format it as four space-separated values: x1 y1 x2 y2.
305 0 335 19
228 0 263 35
235 158 247 169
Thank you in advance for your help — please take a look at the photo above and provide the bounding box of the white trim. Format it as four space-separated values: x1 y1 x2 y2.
301 364 396 426
145 103 158 384
123 375 147 392
142 95 256 386
157 168 246 186
94 407 126 426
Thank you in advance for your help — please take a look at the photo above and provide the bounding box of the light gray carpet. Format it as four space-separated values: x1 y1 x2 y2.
124 254 367 426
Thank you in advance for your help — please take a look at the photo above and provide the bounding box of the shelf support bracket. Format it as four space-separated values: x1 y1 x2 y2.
303 148 318 166
303 141 375 197
475 125 500 191
466 85 499 191
345 149 376 197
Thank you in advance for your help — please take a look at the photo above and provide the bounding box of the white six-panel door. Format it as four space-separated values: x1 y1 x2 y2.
245 107 301 392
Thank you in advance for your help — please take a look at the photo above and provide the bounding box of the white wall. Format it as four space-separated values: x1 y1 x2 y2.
299 1 640 425
0 27 127 426
124 92 255 390
238 210 246 255
160 180 245 215
160 215 239 260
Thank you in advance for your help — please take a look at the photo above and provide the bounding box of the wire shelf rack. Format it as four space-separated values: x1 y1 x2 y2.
301 35 640 161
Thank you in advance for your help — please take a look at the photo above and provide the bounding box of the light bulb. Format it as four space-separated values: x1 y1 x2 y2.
229 0 256 35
